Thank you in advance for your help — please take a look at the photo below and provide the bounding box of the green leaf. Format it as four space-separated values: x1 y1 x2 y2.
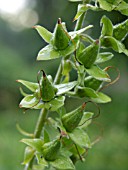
57 106 66 117
69 128 91 148
115 1 128 16
34 25 52 43
101 36 128 56
19 87 29 97
37 45 60 60
43 129 50 143
100 15 113 36
62 137 85 156
60 148 72 158
21 139 43 153
98 0 122 11
79 112 94 129
85 4 102 11
55 81 77 95
95 52 114 64
36 153 48 166
75 86 98 98
17 80 38 92
19 95 39 108
91 92 111 103
16 124 34 137
37 36 79 60
74 4 87 21
86 65 111 82
69 25 93 36
45 96 65 111
22 146 35 165
33 164 46 170
50 155 75 170
113 19 128 41
19 95 44 109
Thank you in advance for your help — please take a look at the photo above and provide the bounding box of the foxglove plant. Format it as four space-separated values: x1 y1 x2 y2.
17 0 128 169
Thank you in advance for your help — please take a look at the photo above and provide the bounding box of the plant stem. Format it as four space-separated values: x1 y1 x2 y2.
24 108 48 170
34 108 48 138
54 62 63 85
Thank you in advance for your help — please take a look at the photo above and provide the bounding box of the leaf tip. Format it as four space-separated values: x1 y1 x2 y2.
58 18 62 24
19 139 23 143
32 25 38 29
73 17 76 22
19 104 22 108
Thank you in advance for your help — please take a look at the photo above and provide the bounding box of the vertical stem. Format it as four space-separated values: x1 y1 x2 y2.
24 108 48 170
34 108 48 138
54 62 63 85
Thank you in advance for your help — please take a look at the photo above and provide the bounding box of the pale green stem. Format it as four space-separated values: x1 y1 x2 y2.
34 108 48 138
24 108 48 170
54 63 63 85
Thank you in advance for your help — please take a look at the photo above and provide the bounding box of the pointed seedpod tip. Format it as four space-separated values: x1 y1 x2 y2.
95 39 99 45
42 70 46 78
58 18 62 24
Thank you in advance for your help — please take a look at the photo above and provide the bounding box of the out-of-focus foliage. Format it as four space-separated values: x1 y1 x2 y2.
0 0 128 170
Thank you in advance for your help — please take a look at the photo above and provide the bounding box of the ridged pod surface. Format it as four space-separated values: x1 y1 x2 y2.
41 71 56 101
52 18 70 50
77 40 99 68
42 138 61 161
62 103 86 132
84 76 102 91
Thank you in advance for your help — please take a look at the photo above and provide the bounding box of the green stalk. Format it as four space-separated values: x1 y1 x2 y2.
34 108 48 138
54 62 63 85
24 108 48 170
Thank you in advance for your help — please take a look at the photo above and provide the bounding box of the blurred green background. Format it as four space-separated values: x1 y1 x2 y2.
0 0 128 170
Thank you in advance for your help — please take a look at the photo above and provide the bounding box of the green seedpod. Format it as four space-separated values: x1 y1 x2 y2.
52 18 70 50
62 103 86 132
42 138 61 161
113 19 128 41
77 40 99 68
84 76 103 91
41 71 56 101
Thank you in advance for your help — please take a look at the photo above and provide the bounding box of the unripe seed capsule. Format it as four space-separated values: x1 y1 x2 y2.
84 76 102 91
62 103 86 132
77 40 99 69
41 71 56 101
42 138 61 161
52 18 70 50
113 19 128 41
